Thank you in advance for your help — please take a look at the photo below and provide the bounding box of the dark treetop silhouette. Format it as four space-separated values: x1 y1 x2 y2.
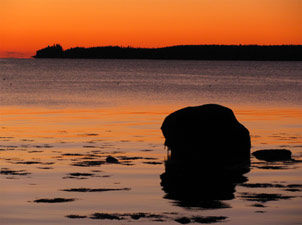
33 44 302 61
160 104 251 208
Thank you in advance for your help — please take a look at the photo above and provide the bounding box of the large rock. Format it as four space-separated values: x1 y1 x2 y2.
161 104 251 165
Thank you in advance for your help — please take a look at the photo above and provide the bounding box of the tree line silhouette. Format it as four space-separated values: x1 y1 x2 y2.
33 44 302 61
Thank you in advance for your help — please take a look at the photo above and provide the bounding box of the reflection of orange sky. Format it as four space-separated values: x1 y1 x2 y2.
0 106 170 140
1 105 301 165
1 105 301 142
1 0 301 58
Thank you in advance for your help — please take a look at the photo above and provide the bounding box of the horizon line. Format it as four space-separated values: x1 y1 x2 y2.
48 43 302 50
2 43 302 59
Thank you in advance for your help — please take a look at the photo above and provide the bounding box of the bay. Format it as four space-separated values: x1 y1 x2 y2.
0 59 301 224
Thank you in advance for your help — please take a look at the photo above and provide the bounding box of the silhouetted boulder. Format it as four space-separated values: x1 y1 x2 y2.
161 104 251 166
252 149 292 161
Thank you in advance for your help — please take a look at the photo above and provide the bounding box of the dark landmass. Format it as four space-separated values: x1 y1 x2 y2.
33 44 302 61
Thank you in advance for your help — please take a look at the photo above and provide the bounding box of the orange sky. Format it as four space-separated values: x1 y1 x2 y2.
0 0 301 58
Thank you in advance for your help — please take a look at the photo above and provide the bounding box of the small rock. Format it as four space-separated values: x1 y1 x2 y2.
106 156 119 164
252 149 292 161
175 217 191 224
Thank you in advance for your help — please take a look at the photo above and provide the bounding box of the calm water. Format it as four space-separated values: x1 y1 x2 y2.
0 59 301 224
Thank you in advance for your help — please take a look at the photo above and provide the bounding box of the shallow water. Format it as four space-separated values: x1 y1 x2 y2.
0 59 301 224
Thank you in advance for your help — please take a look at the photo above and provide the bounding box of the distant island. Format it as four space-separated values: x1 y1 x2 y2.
33 44 302 61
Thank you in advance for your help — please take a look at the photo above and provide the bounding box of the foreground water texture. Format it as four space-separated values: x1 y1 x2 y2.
0 59 301 224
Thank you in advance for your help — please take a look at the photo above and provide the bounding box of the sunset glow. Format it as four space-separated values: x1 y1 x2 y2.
1 0 301 58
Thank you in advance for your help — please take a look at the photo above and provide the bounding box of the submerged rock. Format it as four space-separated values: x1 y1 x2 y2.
34 198 75 203
65 215 87 219
252 149 292 161
106 156 119 164
175 217 191 224
91 213 122 220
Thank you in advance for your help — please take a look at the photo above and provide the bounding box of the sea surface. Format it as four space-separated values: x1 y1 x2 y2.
0 59 301 225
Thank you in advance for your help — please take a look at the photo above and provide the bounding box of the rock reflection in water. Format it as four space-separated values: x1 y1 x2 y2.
160 160 250 209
